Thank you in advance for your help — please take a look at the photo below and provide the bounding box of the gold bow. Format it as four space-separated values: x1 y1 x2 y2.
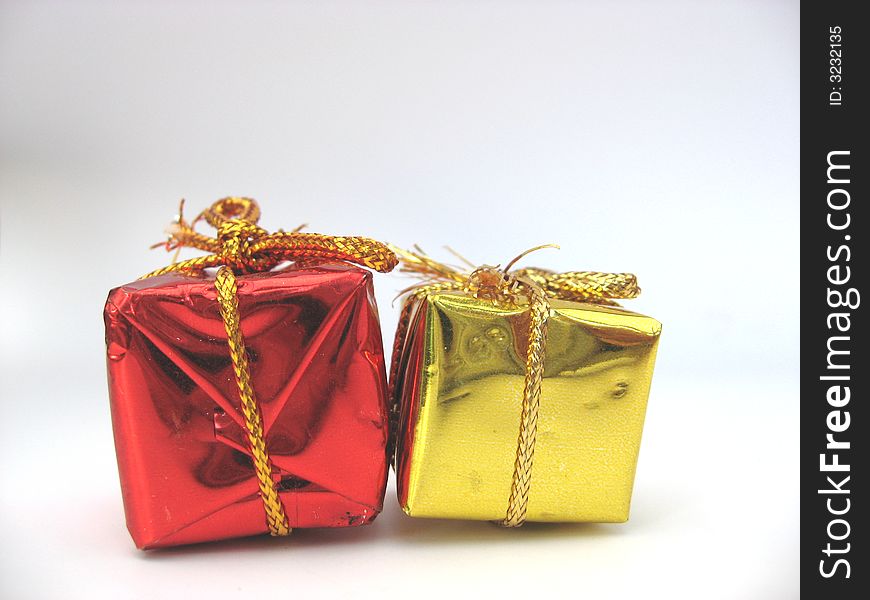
141 197 397 537
388 245 640 527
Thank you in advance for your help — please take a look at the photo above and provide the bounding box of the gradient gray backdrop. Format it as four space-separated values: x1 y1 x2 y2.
0 1 799 598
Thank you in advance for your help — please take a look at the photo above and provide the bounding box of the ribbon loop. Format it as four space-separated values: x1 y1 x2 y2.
204 196 261 227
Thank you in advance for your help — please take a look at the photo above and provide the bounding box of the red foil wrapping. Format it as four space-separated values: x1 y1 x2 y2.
104 263 389 548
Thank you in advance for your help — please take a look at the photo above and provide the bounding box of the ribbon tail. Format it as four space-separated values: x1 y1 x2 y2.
252 233 398 273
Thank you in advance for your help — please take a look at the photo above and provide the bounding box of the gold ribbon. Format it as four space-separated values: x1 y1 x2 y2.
388 245 640 527
141 197 397 536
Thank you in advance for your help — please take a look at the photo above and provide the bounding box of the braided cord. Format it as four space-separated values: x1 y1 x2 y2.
251 233 398 273
215 267 291 536
514 268 640 303
501 284 550 527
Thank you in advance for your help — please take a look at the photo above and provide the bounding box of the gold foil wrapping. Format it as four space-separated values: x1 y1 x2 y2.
393 291 661 522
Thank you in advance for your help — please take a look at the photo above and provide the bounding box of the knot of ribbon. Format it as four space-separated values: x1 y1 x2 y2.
142 197 397 538
388 245 640 528
143 196 398 279
391 243 640 305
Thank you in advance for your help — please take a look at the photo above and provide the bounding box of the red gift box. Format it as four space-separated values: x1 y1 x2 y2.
104 199 395 548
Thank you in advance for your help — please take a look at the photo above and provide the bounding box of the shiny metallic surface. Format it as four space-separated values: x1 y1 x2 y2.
105 263 389 548
394 291 661 522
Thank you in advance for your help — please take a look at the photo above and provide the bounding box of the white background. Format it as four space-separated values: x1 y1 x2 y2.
0 1 799 598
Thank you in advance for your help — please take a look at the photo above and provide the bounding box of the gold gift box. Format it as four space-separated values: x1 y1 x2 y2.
393 290 661 522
